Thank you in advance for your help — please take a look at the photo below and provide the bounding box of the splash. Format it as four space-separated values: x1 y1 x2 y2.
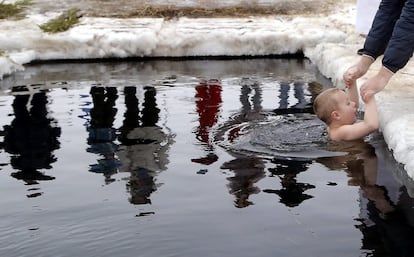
215 113 344 159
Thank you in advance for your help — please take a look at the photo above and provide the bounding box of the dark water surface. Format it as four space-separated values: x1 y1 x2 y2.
1 59 414 257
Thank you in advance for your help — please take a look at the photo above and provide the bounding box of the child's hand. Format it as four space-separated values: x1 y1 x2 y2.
362 91 375 103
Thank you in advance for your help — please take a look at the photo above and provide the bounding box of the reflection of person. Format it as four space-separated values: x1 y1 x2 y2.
344 0 414 101
118 86 140 145
3 91 61 186
221 157 265 208
87 86 120 184
278 81 308 109
274 81 322 115
318 138 414 256
193 79 222 145
313 79 379 141
117 86 174 205
191 79 221 165
317 139 377 179
264 158 315 208
217 78 265 143
364 185 414 257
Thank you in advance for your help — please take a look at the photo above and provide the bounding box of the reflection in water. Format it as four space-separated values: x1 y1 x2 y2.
117 86 174 205
3 90 61 196
87 86 120 184
214 80 324 154
213 75 414 255
214 78 265 145
219 79 266 208
363 186 414 256
317 138 414 256
191 79 222 166
219 79 319 208
240 78 262 115
274 81 321 115
217 79 320 208
2 59 414 257
278 81 308 109
221 157 266 208
264 158 315 207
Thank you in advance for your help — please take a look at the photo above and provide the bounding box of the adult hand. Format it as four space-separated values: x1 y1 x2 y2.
343 55 373 87
360 66 393 102
343 65 361 88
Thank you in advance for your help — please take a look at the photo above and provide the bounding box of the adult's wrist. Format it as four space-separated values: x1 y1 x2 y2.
360 54 375 67
378 66 394 83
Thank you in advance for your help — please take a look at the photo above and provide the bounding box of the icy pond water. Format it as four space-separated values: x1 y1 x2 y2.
0 58 414 257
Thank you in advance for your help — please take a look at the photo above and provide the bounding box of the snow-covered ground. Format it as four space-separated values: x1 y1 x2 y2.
2 0 414 188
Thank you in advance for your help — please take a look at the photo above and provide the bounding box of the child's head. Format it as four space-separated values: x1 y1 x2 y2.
313 88 357 125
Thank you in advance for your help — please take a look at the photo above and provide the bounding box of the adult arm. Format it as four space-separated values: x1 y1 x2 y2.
380 0 414 73
361 0 414 99
363 0 404 62
343 55 375 87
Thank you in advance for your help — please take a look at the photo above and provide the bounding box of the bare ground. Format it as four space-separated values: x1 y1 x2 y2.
27 0 342 19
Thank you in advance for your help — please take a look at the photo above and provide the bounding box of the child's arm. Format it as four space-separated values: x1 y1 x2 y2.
362 94 379 133
347 79 359 109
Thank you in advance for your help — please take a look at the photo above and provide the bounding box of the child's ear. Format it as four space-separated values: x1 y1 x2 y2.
330 111 340 120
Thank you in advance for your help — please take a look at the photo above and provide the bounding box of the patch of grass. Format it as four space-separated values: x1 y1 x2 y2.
0 50 4 56
0 0 31 19
40 8 81 33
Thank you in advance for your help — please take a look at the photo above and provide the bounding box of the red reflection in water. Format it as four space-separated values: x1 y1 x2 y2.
192 79 222 165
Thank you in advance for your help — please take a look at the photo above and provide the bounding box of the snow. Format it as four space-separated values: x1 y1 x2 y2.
355 0 380 35
2 0 414 185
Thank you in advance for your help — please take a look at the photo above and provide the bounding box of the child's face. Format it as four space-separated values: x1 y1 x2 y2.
334 90 357 124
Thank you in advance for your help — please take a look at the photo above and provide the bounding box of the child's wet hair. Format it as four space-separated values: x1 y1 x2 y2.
313 88 342 124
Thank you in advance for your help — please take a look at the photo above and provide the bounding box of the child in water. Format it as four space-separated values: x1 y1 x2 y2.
313 73 379 141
